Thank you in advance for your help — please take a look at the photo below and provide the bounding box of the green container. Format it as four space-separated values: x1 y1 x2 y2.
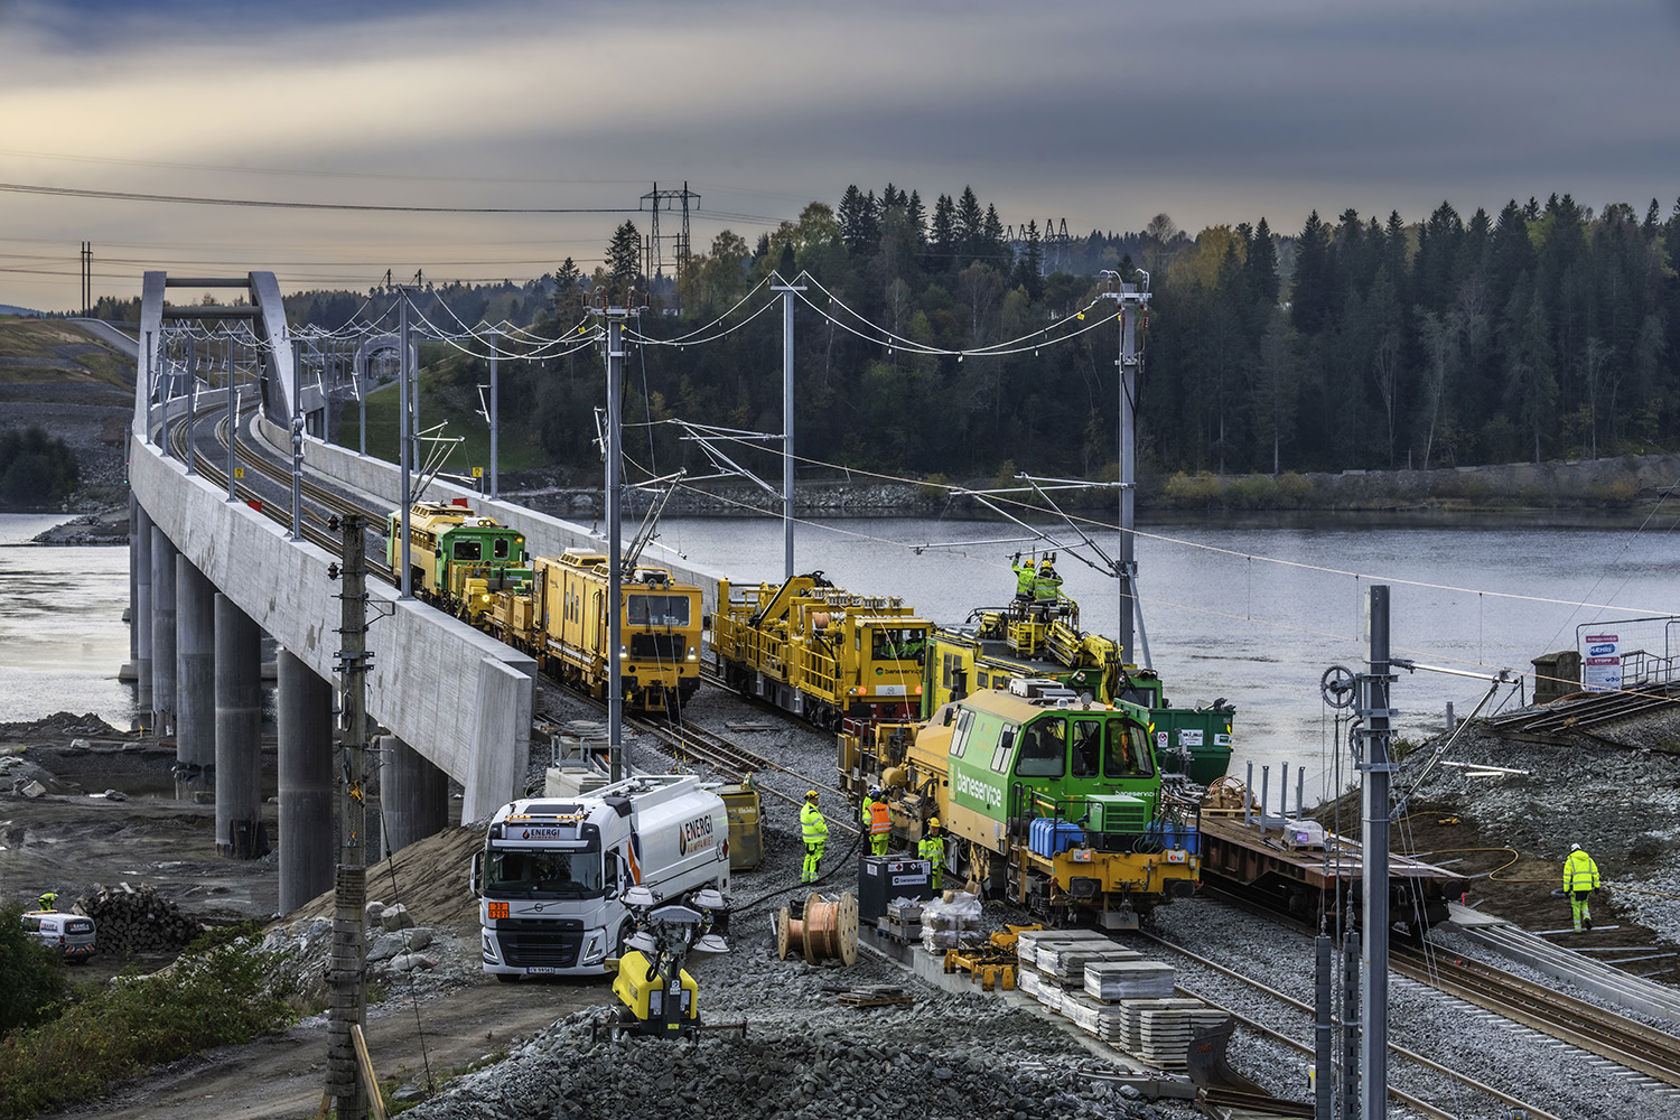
1147 704 1236 785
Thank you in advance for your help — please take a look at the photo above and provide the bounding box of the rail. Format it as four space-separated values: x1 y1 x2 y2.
1138 929 1564 1120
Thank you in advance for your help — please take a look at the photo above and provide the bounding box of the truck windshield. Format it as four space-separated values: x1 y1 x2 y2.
484 848 604 899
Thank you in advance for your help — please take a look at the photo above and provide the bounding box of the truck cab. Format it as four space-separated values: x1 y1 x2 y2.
472 775 729 978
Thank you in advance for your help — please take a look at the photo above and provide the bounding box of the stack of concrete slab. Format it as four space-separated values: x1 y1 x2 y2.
1084 959 1177 1001
1109 998 1229 1068
1018 966 1063 1013
1038 941 1142 982
1015 928 1113 973
1056 990 1131 1041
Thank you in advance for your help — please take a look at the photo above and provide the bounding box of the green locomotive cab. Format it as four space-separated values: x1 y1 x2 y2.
891 679 1200 927
387 502 532 620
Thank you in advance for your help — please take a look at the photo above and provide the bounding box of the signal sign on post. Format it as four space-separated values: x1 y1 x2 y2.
233 466 244 479
472 467 484 478
1582 633 1621 691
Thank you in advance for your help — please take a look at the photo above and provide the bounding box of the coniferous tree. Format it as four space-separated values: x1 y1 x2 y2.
1246 217 1280 305
955 187 984 266
605 221 642 302
929 194 956 273
1290 211 1331 334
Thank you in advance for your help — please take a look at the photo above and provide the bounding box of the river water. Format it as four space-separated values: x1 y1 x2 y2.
656 514 1678 803
0 514 134 729
3 510 1673 804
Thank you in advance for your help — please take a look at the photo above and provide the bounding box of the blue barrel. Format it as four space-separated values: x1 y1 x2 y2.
1144 819 1201 855
1028 818 1086 858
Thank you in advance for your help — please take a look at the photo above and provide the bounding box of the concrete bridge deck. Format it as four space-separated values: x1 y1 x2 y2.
123 269 723 912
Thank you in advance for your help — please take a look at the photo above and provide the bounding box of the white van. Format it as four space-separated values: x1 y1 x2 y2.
21 911 96 962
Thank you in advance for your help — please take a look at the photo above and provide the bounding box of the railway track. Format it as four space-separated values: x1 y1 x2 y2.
545 688 860 831
1488 686 1680 738
1137 928 1564 1120
1390 942 1680 1091
169 401 394 579
1203 878 1680 1095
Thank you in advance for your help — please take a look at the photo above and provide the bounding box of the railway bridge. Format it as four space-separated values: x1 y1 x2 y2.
121 270 723 910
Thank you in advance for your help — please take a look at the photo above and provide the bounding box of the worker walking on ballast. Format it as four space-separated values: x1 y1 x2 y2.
863 787 892 856
1564 843 1601 931
800 791 828 885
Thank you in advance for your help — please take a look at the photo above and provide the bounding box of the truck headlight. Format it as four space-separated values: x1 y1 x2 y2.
579 930 607 966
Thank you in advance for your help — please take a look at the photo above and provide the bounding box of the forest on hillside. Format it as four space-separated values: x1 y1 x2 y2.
100 186 1680 484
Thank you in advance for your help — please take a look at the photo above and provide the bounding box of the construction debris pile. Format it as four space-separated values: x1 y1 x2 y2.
75 883 202 951
258 899 468 1001
402 922 1155 1120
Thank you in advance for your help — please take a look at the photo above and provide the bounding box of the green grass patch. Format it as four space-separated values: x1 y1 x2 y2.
0 937 297 1119
331 371 547 479
0 317 131 387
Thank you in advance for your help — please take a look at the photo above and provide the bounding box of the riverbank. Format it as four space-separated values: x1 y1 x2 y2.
501 450 1680 524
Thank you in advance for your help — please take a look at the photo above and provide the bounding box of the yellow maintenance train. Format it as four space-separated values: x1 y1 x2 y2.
712 571 930 730
386 502 702 716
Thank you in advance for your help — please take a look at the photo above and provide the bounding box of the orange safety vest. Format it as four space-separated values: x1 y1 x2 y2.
868 800 892 836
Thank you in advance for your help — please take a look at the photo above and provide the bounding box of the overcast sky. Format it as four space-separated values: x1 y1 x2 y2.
3 0 1678 311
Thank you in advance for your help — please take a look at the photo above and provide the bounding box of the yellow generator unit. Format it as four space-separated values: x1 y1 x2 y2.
714 571 930 730
610 949 699 1033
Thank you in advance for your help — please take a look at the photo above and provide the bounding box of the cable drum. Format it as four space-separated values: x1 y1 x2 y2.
775 891 858 966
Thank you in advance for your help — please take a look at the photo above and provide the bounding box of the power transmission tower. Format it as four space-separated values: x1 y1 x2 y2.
1043 219 1072 275
641 181 700 308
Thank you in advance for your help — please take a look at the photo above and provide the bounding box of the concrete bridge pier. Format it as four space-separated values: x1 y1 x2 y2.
278 649 333 912
150 526 177 736
176 560 216 784
214 592 264 858
134 504 153 718
380 734 450 855
127 494 139 664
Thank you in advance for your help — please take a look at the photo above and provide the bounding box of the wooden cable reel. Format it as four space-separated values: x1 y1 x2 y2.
775 891 858 966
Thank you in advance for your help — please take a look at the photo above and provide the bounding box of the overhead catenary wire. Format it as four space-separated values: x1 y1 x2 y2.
0 180 646 215
795 269 1115 357
624 275 774 346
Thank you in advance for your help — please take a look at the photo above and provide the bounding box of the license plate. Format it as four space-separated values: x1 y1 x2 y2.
524 966 565 975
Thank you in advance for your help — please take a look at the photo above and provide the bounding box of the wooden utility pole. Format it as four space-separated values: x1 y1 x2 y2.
329 514 371 1119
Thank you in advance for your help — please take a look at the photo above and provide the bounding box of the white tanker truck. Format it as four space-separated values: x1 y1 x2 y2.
470 774 730 978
